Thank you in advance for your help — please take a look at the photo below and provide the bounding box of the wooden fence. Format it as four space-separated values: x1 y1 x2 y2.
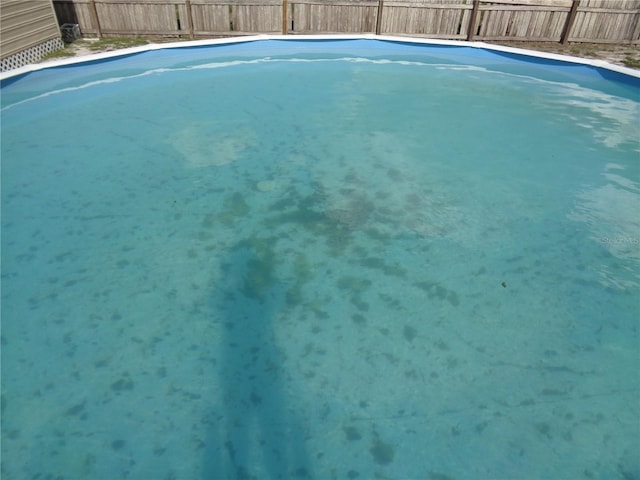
52 0 640 44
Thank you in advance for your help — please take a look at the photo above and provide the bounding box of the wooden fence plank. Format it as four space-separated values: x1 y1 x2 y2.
88 0 102 36
633 10 640 42
182 0 194 38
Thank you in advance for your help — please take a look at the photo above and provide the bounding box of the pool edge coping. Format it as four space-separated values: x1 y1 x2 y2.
1 33 639 81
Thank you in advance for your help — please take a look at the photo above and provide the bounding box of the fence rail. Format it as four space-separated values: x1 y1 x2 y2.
52 0 640 44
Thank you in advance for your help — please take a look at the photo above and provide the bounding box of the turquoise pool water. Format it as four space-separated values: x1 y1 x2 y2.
1 39 639 479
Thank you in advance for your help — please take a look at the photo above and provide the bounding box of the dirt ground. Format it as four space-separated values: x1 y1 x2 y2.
482 40 640 69
47 36 640 70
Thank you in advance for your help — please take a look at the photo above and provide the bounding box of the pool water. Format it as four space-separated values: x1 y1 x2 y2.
1 39 639 479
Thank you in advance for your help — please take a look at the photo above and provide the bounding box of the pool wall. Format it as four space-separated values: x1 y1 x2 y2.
1 34 639 84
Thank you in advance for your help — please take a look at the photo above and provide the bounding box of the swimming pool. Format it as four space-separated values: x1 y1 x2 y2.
1 36 639 479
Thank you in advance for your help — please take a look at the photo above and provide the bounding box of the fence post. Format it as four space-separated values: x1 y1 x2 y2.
467 0 480 41
88 0 102 37
184 0 195 39
376 0 384 35
283 0 288 34
560 0 580 45
632 10 640 44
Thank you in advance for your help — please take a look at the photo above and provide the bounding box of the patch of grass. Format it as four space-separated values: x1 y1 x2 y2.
40 48 76 61
86 36 150 51
622 55 640 69
568 44 602 59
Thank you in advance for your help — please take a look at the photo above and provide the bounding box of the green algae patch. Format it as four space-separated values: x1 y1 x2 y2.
403 325 417 342
337 276 372 294
286 253 314 307
218 192 250 225
414 280 460 306
243 256 275 302
343 425 362 441
370 435 395 465
357 256 407 277
232 236 279 302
